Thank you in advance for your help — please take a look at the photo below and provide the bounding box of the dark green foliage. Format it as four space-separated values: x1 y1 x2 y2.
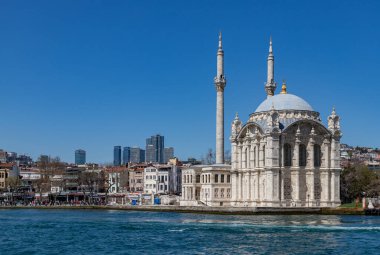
340 164 380 203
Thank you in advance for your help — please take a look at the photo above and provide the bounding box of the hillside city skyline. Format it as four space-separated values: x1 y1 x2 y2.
0 1 379 163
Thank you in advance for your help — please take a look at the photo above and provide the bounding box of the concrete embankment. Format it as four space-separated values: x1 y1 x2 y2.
1 205 365 215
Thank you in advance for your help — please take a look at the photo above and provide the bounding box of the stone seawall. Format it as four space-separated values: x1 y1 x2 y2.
1 205 365 215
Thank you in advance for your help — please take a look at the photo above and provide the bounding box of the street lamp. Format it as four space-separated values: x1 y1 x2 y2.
205 192 208 206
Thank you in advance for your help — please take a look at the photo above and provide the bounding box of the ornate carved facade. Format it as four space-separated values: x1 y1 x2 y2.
230 104 341 207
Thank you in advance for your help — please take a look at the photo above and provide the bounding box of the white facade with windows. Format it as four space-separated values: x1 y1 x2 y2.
144 166 170 194
180 165 232 207
144 167 157 194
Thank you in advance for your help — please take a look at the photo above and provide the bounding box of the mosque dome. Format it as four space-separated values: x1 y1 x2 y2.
255 93 314 112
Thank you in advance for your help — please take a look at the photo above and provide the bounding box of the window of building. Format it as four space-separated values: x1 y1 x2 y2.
190 175 192 183
227 188 231 198
214 188 219 198
314 144 322 167
196 175 200 183
214 174 219 183
299 144 307 167
284 143 292 167
165 185 167 190
221 174 225 183
227 175 231 183
220 188 225 198
202 175 204 183
165 176 168 182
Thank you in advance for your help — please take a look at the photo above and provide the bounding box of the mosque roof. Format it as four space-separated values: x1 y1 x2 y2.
255 93 314 112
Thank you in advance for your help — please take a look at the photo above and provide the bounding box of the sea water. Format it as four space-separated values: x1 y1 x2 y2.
0 209 379 254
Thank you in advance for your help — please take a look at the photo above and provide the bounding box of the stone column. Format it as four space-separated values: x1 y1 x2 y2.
256 172 260 201
307 137 315 205
231 172 237 202
231 142 237 169
332 169 340 205
330 139 336 169
247 144 251 169
323 139 330 168
239 145 243 169
280 170 285 204
320 169 330 206
292 140 300 203
236 172 241 202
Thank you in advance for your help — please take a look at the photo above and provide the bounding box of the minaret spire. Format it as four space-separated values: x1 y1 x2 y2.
218 31 223 50
214 32 226 164
265 36 277 97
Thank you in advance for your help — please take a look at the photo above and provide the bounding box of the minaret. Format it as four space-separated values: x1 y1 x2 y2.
265 36 277 96
214 32 226 164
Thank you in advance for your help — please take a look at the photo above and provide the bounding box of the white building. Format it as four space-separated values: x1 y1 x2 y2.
181 35 341 208
144 166 170 194
144 167 157 194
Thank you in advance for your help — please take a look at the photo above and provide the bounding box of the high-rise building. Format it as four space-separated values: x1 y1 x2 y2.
123 147 131 164
0 150 7 163
75 149 86 165
113 146 122 166
130 147 145 163
164 147 174 163
145 134 164 163
39 155 50 164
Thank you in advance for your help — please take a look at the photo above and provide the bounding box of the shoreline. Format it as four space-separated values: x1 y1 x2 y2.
0 205 365 215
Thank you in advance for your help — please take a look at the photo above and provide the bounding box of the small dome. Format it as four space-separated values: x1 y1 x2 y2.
255 93 313 112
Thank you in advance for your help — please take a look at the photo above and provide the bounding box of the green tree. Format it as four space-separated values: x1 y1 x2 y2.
340 164 380 203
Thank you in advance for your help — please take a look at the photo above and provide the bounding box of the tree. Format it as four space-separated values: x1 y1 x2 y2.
78 171 104 204
32 176 51 202
340 164 380 203
224 150 231 164
202 148 215 165
6 176 21 203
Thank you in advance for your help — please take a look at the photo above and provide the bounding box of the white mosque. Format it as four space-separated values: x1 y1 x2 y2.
180 34 342 208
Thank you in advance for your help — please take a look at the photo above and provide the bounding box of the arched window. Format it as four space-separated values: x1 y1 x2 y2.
299 144 307 167
284 143 292 167
314 144 321 167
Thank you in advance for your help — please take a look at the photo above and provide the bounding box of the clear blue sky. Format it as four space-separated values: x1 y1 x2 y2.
0 0 379 163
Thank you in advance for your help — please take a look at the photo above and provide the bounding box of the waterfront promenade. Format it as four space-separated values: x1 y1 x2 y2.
0 204 365 215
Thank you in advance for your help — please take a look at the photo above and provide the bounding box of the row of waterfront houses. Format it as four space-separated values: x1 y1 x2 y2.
0 158 184 205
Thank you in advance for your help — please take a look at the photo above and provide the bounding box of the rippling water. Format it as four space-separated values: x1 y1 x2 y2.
0 209 379 254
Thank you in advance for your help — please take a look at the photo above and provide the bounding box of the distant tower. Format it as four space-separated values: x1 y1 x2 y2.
265 36 277 97
75 149 86 165
113 146 121 166
145 134 164 163
214 32 226 164
123 147 131 164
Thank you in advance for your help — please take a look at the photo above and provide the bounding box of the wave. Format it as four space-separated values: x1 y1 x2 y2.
180 219 380 232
